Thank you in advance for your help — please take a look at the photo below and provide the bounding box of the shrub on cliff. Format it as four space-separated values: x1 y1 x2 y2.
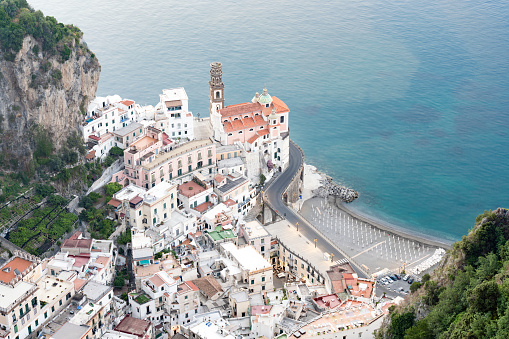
0 0 86 61
377 208 509 339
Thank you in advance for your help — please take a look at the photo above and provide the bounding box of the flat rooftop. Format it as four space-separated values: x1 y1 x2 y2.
115 184 147 202
207 226 236 241
69 301 103 325
216 176 248 194
161 87 188 102
82 281 112 302
38 276 73 304
51 322 90 339
243 220 270 239
216 144 241 154
178 180 208 198
217 157 244 169
114 122 143 137
142 139 213 171
143 181 177 203
130 136 158 150
221 242 271 272
0 281 36 311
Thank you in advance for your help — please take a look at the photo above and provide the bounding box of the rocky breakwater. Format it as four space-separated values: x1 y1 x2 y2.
313 177 359 203
0 36 100 169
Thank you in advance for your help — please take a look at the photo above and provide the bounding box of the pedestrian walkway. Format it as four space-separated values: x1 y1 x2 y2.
265 220 337 280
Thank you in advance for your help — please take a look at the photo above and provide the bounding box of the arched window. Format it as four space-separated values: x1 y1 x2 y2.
216 91 220 99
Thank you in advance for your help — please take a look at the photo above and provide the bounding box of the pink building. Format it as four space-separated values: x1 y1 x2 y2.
112 130 217 189
220 92 290 147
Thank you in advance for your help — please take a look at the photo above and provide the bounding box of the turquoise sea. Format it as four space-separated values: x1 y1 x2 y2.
30 0 509 242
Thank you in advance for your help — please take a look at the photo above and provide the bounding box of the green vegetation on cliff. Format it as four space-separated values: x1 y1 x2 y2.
0 0 92 61
377 208 509 339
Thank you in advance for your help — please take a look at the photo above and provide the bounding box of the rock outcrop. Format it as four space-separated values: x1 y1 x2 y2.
0 35 100 169
314 177 359 203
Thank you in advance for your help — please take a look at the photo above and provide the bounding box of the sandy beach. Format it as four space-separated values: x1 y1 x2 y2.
294 164 452 276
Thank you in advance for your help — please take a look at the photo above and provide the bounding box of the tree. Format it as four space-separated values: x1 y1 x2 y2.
113 275 125 289
105 182 122 201
35 183 54 197
390 310 415 339
468 280 500 313
109 146 124 157
260 174 266 186
410 281 422 293
103 156 115 168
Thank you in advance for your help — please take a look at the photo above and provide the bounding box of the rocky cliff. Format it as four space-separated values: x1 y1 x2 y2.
0 35 100 169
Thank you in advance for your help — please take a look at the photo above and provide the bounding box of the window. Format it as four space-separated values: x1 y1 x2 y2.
262 277 265 282
261 238 265 244
59 300 62 306
251 241 254 245
280 116 285 123
51 306 55 313
35 319 38 326
14 325 17 333
208 158 212 165
208 149 212 157
262 285 265 290
261 246 265 252
154 208 157 215
185 295 188 300
251 280 254 285
44 312 47 319
139 210 141 216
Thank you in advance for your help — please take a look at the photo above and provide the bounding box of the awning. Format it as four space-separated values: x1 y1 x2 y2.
140 260 150 266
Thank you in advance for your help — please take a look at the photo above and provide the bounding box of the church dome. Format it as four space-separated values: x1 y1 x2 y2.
251 92 259 103
257 87 273 105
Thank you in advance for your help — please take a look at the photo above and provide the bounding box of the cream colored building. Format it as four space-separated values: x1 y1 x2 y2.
219 242 273 293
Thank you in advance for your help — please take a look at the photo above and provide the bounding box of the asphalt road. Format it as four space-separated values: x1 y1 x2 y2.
264 141 368 278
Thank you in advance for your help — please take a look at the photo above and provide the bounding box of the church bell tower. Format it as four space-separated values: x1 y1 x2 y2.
209 62 226 143
209 62 224 115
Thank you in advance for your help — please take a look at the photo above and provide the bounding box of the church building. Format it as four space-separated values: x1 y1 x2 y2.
209 62 290 183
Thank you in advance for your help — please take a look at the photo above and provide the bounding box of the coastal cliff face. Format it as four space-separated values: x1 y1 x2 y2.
376 208 509 339
0 35 100 169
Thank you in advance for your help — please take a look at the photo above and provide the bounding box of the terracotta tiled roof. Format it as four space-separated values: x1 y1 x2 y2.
220 102 262 118
247 134 259 144
258 129 269 136
149 274 165 287
224 199 237 207
115 315 151 338
108 199 122 208
88 135 100 141
85 150 95 160
271 96 289 113
120 100 135 107
191 276 223 299
214 174 225 183
73 278 87 292
0 257 33 284
62 237 93 250
193 201 213 213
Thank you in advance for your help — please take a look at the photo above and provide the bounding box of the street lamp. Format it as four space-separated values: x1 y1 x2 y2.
330 253 334 262
296 222 299 231
314 238 317 248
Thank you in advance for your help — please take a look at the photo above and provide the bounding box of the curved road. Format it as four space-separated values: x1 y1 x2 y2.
264 141 368 278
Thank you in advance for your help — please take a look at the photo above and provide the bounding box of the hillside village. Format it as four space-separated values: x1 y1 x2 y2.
0 63 399 339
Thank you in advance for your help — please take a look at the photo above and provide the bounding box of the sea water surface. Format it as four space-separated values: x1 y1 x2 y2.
30 0 509 242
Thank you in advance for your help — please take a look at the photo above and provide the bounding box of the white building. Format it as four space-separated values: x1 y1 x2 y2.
139 88 194 141
219 242 273 293
82 95 137 141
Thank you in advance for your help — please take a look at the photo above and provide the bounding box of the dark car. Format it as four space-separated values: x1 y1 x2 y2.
408 277 414 284
395 274 401 280
390 275 397 281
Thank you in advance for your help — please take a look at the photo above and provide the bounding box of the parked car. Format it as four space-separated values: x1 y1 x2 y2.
402 274 409 281
390 275 397 281
408 277 414 284
395 274 401 280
